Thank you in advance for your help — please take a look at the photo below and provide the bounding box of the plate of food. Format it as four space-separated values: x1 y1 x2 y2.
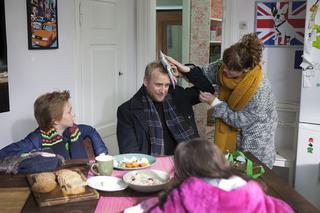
87 176 128 192
123 169 170 193
113 153 156 170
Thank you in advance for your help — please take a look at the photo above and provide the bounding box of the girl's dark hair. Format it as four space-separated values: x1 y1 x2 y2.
153 139 232 211
174 138 232 180
222 33 263 71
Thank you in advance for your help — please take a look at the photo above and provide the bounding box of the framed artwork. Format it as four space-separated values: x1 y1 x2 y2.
26 0 58 49
255 1 306 47
0 0 9 113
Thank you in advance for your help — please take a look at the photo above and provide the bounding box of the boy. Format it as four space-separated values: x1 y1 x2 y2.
0 90 107 159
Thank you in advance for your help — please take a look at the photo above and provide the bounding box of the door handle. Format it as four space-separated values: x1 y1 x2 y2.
118 72 124 76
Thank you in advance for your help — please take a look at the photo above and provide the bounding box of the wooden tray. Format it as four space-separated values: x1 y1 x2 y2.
26 169 99 207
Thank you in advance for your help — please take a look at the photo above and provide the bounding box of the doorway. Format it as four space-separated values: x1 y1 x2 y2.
76 0 135 155
156 10 182 60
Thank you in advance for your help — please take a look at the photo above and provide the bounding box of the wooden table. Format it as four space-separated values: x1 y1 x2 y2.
0 160 98 213
0 155 318 213
245 153 319 213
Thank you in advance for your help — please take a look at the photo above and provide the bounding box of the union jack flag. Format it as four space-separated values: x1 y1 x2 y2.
255 1 306 46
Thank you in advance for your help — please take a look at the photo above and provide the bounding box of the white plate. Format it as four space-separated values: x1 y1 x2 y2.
87 176 128 192
113 153 156 170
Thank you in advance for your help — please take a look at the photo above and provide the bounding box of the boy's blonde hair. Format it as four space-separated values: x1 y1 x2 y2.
34 90 70 129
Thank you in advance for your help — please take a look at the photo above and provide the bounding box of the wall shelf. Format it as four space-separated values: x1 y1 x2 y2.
210 17 222 21
210 41 221 44
275 149 294 168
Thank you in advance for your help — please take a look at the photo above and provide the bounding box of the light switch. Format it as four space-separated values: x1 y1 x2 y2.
239 21 247 30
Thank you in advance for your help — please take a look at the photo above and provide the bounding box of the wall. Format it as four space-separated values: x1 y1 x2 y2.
223 0 301 104
0 0 77 148
211 0 222 19
182 0 190 64
189 0 211 138
0 0 139 151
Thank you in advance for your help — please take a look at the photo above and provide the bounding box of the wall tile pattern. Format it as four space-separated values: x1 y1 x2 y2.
190 0 210 138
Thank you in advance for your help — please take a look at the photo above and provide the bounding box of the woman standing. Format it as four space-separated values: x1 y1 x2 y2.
169 33 277 168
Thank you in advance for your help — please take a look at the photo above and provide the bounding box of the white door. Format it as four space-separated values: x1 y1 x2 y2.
77 0 131 155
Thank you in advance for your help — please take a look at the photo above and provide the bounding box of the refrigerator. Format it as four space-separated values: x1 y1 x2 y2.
295 0 320 209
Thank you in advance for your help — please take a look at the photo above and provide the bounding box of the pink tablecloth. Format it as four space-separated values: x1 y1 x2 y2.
94 156 174 213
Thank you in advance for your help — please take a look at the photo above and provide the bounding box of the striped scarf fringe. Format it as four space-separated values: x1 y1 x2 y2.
40 124 81 149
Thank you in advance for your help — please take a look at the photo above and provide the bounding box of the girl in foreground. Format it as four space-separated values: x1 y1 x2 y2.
126 138 293 213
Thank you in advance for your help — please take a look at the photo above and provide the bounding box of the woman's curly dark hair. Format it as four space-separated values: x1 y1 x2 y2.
222 33 264 71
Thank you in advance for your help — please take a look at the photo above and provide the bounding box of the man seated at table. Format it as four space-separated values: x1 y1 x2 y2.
116 61 214 155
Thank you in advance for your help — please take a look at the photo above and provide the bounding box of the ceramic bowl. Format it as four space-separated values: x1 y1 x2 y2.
122 169 170 193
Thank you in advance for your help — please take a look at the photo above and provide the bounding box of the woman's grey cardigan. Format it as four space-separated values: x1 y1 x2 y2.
197 62 278 168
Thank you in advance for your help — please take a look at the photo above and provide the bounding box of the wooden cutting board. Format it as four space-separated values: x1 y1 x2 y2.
27 169 99 207
0 187 30 213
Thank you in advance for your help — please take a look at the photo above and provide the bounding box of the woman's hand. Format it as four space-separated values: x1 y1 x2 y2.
199 91 215 105
166 56 190 74
168 63 180 78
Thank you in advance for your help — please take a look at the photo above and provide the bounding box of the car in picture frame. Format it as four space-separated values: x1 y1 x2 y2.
32 22 57 47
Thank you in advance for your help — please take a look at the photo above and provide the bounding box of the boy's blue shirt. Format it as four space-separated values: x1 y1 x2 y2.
0 124 107 159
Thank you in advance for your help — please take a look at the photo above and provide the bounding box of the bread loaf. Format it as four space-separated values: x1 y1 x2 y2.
31 172 57 193
56 169 86 195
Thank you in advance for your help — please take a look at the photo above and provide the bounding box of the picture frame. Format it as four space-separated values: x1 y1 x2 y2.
255 1 306 47
0 0 10 113
26 0 58 49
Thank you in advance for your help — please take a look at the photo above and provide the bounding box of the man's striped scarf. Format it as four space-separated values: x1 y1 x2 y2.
142 89 194 155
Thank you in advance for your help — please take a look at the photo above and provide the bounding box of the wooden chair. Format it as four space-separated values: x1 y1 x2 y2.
83 137 96 160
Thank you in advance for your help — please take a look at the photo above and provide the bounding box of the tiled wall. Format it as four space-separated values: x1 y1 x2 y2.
190 0 210 138
211 0 222 19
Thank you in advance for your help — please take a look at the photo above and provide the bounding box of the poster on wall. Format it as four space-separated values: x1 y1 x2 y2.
255 1 306 47
0 0 9 113
26 0 58 49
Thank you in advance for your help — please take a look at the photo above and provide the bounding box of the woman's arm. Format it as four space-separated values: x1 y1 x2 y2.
167 56 221 85
197 61 221 85
211 85 271 129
